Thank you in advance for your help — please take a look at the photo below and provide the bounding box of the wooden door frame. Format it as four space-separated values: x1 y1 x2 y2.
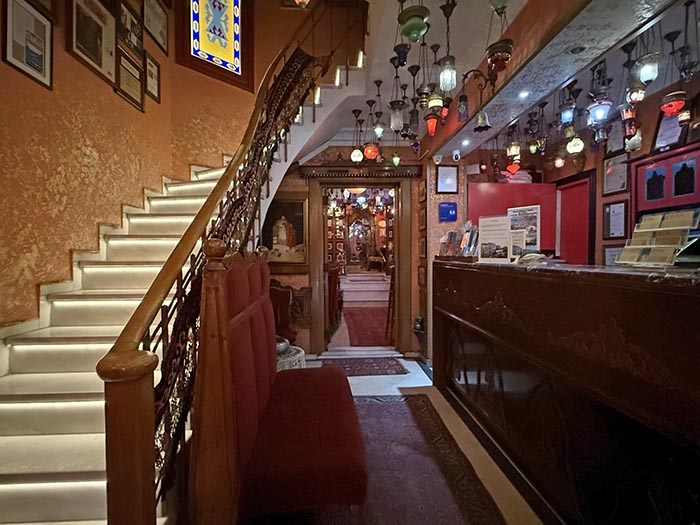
555 169 596 265
308 176 413 354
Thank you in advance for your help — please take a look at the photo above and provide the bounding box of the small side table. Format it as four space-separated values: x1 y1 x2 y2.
277 345 306 371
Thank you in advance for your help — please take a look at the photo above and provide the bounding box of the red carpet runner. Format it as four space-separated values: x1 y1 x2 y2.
322 357 408 376
343 307 391 346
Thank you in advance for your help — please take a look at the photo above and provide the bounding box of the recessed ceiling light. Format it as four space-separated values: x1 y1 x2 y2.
518 90 530 100
461 139 470 147
568 45 586 55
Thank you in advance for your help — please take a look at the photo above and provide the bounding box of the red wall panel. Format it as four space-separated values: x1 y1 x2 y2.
559 179 590 265
467 183 557 250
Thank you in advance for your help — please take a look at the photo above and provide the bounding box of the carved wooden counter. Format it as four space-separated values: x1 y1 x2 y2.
433 261 700 524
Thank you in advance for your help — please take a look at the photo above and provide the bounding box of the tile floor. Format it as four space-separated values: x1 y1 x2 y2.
309 355 543 525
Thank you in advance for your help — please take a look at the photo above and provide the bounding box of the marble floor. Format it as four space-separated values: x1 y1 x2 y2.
307 356 543 525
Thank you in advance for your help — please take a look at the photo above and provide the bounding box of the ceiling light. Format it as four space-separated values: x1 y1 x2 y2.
398 4 430 43
461 139 470 147
626 77 646 105
506 141 521 158
587 100 612 127
528 140 538 155
440 55 457 92
518 90 530 100
635 52 663 85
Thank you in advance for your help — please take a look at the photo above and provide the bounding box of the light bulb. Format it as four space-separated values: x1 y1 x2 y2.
554 156 565 169
566 136 585 155
439 55 457 92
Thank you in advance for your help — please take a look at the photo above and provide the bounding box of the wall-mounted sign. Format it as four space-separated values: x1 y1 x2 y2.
438 202 458 222
190 0 242 75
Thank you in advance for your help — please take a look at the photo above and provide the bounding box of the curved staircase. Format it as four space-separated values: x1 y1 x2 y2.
0 65 361 524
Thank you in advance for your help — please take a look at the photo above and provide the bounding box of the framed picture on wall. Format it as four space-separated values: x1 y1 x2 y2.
436 165 458 194
418 266 426 287
29 0 57 21
603 245 625 266
606 117 625 157
261 193 309 273
117 0 144 62
419 208 426 230
115 48 144 110
602 153 628 195
3 0 53 88
653 112 687 152
143 0 167 54
419 237 427 258
144 51 160 102
67 0 117 84
418 179 427 202
603 200 628 240
672 159 696 197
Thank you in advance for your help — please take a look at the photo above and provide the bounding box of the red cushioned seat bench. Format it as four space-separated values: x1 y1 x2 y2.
195 244 367 523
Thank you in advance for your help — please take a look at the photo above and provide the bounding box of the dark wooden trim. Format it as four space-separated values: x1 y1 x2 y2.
174 0 255 92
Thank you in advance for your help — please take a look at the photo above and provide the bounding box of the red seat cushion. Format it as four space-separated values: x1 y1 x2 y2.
240 367 368 518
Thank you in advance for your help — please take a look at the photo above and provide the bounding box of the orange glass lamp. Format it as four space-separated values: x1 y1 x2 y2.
363 143 380 160
661 91 686 117
425 112 439 137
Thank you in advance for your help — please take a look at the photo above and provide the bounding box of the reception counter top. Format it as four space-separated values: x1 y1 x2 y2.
432 260 700 524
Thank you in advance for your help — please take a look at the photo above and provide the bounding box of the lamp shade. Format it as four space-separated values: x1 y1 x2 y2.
350 148 364 163
394 43 411 67
428 91 444 109
528 141 538 155
374 120 385 140
425 112 439 137
586 99 612 127
392 152 401 167
560 103 576 126
661 91 686 117
440 55 457 92
635 52 663 85
398 5 430 43
474 110 491 132
363 143 379 160
566 135 585 155
389 100 405 132
506 141 521 158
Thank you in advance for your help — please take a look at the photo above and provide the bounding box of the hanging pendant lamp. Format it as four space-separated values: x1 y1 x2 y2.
398 3 430 43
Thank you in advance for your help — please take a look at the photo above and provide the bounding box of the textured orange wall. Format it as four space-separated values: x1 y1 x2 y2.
0 2 306 326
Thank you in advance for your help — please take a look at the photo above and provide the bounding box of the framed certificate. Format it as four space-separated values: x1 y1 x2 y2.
603 200 628 240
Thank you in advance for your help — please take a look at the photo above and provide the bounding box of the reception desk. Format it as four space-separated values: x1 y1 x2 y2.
432 261 700 524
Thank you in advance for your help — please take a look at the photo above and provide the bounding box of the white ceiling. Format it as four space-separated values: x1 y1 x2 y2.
296 0 528 161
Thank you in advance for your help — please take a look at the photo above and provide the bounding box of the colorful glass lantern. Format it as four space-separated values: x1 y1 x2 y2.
350 148 364 163
560 103 576 126
506 162 520 175
374 119 385 140
506 141 521 158
392 152 401 167
389 100 405 132
457 94 468 121
440 105 449 120
425 112 439 137
587 99 612 127
398 5 430 43
635 52 663 85
428 91 444 109
566 135 585 155
619 104 638 140
661 91 686 117
487 39 513 73
363 143 379 160
554 155 565 169
626 77 646 105
440 55 457 92
528 140 538 155
479 160 488 173
394 43 411 67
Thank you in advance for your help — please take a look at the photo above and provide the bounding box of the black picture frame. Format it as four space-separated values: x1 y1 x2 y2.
143 0 167 55
436 165 459 194
117 0 143 62
3 0 53 89
603 200 628 240
144 50 160 102
652 111 687 153
115 48 144 110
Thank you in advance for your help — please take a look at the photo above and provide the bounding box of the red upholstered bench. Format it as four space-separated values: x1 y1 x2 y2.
196 247 367 522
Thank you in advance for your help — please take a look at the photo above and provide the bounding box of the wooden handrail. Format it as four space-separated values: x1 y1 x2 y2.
96 0 328 383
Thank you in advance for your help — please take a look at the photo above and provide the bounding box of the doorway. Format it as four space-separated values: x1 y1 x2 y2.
324 187 396 350
557 171 595 265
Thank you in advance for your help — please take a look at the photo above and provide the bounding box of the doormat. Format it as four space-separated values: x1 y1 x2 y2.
344 307 391 346
322 357 409 376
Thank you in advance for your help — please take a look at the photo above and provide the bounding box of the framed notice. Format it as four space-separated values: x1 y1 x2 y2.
507 205 541 250
3 0 53 88
653 112 687 152
606 117 625 157
509 230 526 261
143 0 167 54
117 0 144 62
603 200 628 240
436 165 458 194
116 48 144 110
67 0 117 84
603 153 628 195
604 245 625 266
478 215 510 263
144 51 160 102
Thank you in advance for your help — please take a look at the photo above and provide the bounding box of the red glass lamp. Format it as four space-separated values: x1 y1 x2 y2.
363 143 379 160
661 91 686 117
425 112 439 137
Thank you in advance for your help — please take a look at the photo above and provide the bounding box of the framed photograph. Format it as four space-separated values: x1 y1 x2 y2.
509 229 526 260
436 165 458 194
418 179 427 202
29 0 57 21
261 193 309 273
144 51 160 102
67 0 117 84
117 0 143 61
606 117 624 157
653 112 687 152
602 153 628 195
604 245 625 266
3 0 53 88
672 159 696 197
143 0 167 54
603 200 628 240
115 48 144 110
507 205 541 250
419 207 426 230
644 166 665 202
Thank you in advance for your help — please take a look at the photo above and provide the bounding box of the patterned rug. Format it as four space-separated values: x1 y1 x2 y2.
322 357 409 376
343 307 391 346
245 395 505 525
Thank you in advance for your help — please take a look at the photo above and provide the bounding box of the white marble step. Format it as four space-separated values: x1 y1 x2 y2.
0 372 103 400
165 179 217 197
341 290 390 302
192 166 226 181
79 261 168 290
9 341 112 373
340 281 391 291
148 195 206 214
47 290 167 327
0 399 105 436
105 235 200 262
126 214 196 235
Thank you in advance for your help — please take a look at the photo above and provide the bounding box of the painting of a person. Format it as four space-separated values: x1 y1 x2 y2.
274 215 296 249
